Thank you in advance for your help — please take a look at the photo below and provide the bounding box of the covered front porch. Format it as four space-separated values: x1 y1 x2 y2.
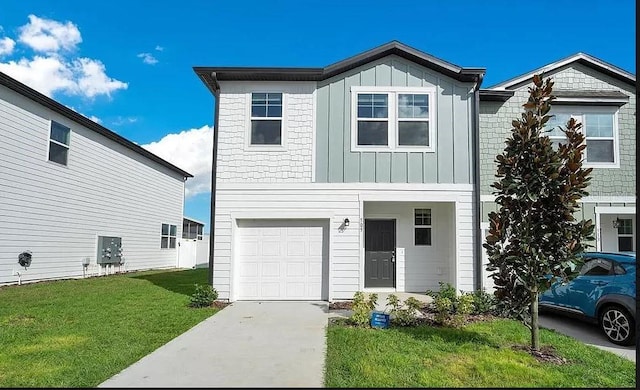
596 208 636 253
360 201 464 294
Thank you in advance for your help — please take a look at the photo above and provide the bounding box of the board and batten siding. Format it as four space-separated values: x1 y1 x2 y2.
0 85 185 285
315 54 475 184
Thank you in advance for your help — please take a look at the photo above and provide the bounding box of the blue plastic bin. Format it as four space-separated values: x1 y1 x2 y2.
370 311 390 328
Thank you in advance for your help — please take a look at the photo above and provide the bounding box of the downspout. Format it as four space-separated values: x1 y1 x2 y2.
471 73 484 291
208 72 221 285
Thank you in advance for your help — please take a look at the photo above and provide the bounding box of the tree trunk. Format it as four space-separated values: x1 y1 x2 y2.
531 288 539 351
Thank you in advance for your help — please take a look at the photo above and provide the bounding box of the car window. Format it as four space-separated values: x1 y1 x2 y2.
579 258 612 276
613 263 627 275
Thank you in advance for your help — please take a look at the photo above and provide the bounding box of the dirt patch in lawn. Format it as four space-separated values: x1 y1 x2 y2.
512 344 569 365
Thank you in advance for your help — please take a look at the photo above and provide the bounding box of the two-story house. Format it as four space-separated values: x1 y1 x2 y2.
479 54 636 287
0 71 192 286
195 42 485 301
195 42 635 302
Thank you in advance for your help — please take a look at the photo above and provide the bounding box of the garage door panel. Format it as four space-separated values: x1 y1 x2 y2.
237 219 327 300
261 262 280 277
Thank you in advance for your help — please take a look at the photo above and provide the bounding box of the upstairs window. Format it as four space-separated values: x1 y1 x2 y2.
48 121 70 165
545 107 618 167
414 208 432 246
250 93 282 145
398 94 429 146
351 87 435 151
357 93 389 145
161 223 177 249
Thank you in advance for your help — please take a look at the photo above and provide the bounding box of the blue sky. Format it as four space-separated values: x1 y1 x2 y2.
0 0 635 232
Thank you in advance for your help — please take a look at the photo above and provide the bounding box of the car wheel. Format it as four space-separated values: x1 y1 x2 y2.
599 306 636 346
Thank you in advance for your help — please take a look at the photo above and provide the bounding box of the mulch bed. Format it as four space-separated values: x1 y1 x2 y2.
512 344 569 365
329 301 353 310
211 300 231 309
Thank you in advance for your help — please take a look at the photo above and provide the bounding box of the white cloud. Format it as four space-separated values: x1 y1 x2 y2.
0 56 127 98
155 45 163 52
18 14 82 53
0 16 127 99
74 58 128 98
0 37 15 56
111 116 138 126
142 125 213 197
88 115 101 123
137 52 158 65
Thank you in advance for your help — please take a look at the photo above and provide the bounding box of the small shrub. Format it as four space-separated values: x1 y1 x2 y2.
433 296 452 325
189 284 218 308
427 282 477 327
350 291 378 327
426 281 457 302
385 294 421 326
470 288 497 314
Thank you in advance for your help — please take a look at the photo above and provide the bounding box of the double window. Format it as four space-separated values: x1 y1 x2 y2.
161 224 177 249
414 208 432 246
48 121 71 165
250 92 283 146
352 87 435 151
544 107 618 167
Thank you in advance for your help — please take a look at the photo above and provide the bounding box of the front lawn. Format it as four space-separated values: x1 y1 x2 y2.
0 268 217 387
325 319 635 388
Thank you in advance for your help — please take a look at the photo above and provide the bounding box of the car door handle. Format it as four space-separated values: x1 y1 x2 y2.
593 281 608 286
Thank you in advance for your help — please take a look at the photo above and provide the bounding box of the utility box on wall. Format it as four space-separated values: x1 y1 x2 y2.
97 236 123 264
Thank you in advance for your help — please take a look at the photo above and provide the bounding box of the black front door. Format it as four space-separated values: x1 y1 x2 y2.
365 219 396 288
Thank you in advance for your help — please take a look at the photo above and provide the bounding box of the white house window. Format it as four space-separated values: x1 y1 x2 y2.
545 112 571 149
250 93 282 145
617 218 633 252
584 113 615 163
161 223 177 249
398 94 429 146
351 87 435 151
545 107 618 167
357 94 388 145
48 121 70 165
414 208 432 246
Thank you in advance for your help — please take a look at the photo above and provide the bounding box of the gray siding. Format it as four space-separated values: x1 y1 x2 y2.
0 85 185 285
315 55 474 184
480 63 636 196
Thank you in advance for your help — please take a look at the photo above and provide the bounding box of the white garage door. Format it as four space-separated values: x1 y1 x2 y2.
236 219 327 300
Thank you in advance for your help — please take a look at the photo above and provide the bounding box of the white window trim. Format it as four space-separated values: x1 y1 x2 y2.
245 91 288 152
413 207 433 247
47 120 71 166
548 106 620 168
161 223 177 249
350 86 436 152
616 217 634 252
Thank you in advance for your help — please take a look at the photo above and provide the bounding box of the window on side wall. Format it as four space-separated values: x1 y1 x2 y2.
250 92 282 145
48 121 71 165
544 107 618 167
161 223 177 249
414 208 432 246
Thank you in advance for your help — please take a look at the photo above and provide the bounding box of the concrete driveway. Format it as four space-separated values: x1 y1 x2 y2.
99 301 328 388
539 312 636 362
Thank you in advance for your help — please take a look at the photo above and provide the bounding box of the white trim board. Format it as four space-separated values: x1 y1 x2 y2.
217 182 474 192
480 195 636 204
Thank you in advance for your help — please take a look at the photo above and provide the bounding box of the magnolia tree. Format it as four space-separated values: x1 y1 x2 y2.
484 74 595 351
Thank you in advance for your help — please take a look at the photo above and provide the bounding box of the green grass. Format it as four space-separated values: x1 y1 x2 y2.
325 319 636 388
0 268 217 387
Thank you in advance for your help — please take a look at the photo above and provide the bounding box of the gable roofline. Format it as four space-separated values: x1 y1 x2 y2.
487 52 636 90
193 41 485 92
0 71 193 178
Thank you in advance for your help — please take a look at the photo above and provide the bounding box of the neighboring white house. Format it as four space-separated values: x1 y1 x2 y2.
0 71 193 286
195 41 485 301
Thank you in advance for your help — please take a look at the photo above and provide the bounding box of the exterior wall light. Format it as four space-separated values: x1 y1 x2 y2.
612 218 621 229
344 218 350 227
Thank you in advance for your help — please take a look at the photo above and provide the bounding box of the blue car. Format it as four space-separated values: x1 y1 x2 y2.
539 252 636 345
